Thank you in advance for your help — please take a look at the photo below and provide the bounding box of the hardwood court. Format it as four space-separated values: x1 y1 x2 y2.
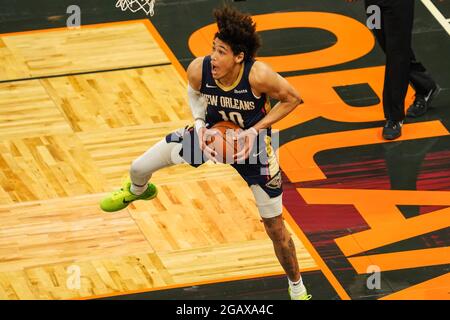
0 20 317 300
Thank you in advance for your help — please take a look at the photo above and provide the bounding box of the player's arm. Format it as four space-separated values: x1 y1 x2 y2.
186 57 218 162
250 61 303 131
187 57 207 132
234 62 302 161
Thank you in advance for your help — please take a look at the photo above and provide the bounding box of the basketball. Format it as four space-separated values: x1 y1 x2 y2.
206 121 242 163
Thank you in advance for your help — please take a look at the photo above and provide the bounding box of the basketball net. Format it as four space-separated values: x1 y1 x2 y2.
115 0 155 16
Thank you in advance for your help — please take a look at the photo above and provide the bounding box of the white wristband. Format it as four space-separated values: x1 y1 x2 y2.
195 118 206 134
248 127 258 136
187 83 207 120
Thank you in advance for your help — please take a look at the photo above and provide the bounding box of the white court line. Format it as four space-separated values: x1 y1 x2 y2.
421 0 450 35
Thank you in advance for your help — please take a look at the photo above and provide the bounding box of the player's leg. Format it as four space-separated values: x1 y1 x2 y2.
100 128 187 212
406 50 441 117
250 184 311 300
233 130 310 299
261 214 299 281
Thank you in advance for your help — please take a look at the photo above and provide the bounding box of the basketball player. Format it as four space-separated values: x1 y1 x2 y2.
100 5 310 300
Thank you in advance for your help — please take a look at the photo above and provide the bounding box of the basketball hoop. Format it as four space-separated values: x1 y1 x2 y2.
115 0 156 16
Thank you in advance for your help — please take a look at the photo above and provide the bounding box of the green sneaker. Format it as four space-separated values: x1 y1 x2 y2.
100 180 158 212
289 287 312 300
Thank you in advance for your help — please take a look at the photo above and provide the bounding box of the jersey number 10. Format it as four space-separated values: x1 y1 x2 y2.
218 110 245 128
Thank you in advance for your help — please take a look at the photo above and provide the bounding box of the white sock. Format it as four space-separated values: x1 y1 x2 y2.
130 182 147 195
288 277 306 295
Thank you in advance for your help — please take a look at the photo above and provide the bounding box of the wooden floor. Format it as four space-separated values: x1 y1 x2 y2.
0 20 317 299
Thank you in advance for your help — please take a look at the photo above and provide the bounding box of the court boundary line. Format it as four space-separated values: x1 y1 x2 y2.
0 62 171 84
76 267 320 300
282 209 351 300
421 0 450 35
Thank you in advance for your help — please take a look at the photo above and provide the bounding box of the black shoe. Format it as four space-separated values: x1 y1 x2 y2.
406 85 441 118
382 120 403 140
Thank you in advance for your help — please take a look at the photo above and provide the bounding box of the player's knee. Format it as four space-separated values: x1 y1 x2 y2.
263 217 289 244
130 158 147 178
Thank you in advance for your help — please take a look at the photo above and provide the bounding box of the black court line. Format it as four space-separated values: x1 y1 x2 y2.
98 271 340 300
0 61 172 84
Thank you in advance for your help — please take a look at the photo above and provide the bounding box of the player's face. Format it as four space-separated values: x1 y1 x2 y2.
210 38 243 80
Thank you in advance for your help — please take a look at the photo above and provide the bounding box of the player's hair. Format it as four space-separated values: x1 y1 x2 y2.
213 4 261 62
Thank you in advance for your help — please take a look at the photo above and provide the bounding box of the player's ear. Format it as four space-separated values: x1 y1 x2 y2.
235 52 244 64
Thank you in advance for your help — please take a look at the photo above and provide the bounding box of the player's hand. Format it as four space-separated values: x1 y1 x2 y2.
197 127 220 163
233 127 258 162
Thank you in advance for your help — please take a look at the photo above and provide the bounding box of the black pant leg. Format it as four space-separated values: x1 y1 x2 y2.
365 0 415 121
409 50 436 95
366 0 436 97
381 0 415 121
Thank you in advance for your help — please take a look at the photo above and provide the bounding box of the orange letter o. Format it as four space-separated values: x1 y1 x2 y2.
188 12 374 72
